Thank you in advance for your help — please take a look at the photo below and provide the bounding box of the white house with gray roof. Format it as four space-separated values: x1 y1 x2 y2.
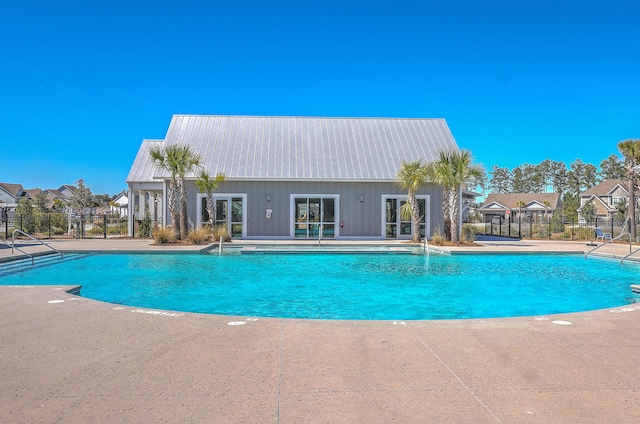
126 115 461 240
0 183 28 207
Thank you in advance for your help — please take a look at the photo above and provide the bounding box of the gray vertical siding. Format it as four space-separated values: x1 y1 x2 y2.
186 180 444 239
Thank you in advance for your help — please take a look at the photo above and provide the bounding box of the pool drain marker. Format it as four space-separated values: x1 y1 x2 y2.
552 320 572 325
228 321 247 326
48 300 64 304
611 305 640 313
131 309 183 317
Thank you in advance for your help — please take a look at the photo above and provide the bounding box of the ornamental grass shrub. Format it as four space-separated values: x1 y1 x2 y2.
431 228 444 246
187 226 212 245
460 224 477 243
213 224 230 242
152 226 177 245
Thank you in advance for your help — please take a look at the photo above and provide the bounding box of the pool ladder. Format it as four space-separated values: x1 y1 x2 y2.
584 218 633 263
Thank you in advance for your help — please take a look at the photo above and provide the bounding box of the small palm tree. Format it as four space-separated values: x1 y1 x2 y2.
618 139 640 240
514 200 525 220
513 200 525 218
396 159 430 242
429 149 483 243
543 200 551 219
149 144 201 240
195 170 225 225
52 198 65 212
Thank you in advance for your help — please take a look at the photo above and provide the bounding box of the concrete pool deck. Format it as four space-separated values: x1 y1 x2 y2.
1 239 640 423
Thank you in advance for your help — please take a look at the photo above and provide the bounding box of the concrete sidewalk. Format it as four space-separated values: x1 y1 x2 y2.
1 239 640 423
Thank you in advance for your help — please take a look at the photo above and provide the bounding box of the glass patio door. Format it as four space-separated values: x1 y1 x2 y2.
385 197 426 239
294 196 335 239
201 196 244 238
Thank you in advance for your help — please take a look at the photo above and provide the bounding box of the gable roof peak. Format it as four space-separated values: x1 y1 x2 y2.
143 115 459 182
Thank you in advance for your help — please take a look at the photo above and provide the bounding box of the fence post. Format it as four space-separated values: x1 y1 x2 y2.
48 213 52 239
611 218 614 236
518 216 522 238
548 216 551 239
103 214 107 239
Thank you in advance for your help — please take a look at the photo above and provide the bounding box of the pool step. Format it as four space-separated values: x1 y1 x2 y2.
0 253 89 277
239 246 415 254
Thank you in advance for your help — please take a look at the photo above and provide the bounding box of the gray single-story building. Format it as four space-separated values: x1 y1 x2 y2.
126 115 463 240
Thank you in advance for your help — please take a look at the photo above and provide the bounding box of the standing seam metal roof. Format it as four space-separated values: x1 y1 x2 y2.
143 115 459 181
125 140 164 183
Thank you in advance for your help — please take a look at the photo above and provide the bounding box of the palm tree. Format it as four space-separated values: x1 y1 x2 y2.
514 200 525 220
195 170 225 225
618 139 640 240
149 144 201 240
543 200 551 219
429 149 483 243
52 198 65 212
396 159 430 243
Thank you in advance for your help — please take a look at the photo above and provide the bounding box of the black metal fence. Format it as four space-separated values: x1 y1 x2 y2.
1 213 161 240
3 211 634 243
466 216 632 242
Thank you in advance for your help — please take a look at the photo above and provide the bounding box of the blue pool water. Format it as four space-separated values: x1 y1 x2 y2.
1 253 639 320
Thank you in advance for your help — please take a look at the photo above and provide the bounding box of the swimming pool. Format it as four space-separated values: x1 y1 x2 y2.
1 252 639 320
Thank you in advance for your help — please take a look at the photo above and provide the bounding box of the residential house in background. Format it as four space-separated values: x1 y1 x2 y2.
578 179 635 220
0 183 27 225
126 115 463 240
110 191 129 217
0 183 27 207
479 193 561 222
55 185 77 199
44 188 72 211
1 183 79 215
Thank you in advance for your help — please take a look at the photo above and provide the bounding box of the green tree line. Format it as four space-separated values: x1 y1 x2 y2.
479 155 626 197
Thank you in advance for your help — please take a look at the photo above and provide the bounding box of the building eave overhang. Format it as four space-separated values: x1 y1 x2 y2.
149 176 441 184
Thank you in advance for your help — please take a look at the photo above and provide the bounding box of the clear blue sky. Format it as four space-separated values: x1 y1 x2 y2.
2 0 639 195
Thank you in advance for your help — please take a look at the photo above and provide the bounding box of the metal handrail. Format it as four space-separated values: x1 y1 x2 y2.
6 237 34 265
11 229 63 265
620 245 640 264
584 218 631 259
